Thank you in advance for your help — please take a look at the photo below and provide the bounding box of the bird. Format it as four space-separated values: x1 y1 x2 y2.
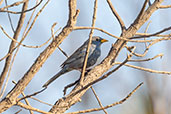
42 36 108 88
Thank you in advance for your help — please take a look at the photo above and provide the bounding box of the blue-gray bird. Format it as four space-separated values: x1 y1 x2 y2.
43 36 108 87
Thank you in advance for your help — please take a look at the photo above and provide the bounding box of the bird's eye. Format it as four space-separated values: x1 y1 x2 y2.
96 39 99 41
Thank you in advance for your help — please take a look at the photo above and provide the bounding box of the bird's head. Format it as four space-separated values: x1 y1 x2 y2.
91 36 108 46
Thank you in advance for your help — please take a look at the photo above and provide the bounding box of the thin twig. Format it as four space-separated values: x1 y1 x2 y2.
0 27 61 62
18 88 46 101
74 26 171 43
13 81 52 107
0 0 43 14
67 82 143 114
51 22 69 58
144 21 152 48
0 0 29 94
63 79 79 95
132 26 171 39
135 0 149 21
0 0 51 62
106 0 125 31
74 26 119 39
129 54 163 62
0 0 78 111
14 109 22 114
0 25 60 51
17 102 51 114
12 81 33 114
136 32 171 37
80 0 98 85
16 0 50 48
158 5 171 9
126 37 171 57
51 23 57 40
22 0 38 37
5 0 15 32
0 0 39 100
30 97 53 106
115 62 171 75
0 0 28 10
91 87 108 114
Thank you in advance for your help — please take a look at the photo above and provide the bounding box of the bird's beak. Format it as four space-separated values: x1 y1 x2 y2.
101 39 108 43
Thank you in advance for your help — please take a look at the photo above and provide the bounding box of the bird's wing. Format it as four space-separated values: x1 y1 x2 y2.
60 42 87 67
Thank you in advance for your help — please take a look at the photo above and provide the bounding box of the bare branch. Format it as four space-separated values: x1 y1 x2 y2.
14 109 22 114
67 82 143 114
135 0 149 22
5 0 15 32
0 0 78 112
17 102 51 114
18 88 46 102
91 87 108 114
63 79 79 95
115 62 171 75
129 54 163 62
12 81 33 114
136 32 171 37
132 26 171 39
30 97 53 107
74 26 120 39
0 0 29 94
158 5 171 9
51 23 69 58
0 0 28 10
74 26 171 43
0 0 43 14
80 0 98 85
0 0 40 99
126 37 170 57
106 0 125 31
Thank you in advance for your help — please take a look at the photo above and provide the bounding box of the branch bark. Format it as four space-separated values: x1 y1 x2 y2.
0 0 29 93
0 0 78 112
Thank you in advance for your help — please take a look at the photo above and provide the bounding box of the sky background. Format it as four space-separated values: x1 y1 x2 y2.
0 0 171 114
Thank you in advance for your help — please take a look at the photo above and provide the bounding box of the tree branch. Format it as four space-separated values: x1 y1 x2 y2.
0 0 78 112
0 0 29 94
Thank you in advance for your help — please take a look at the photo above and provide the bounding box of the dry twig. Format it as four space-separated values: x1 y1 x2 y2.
80 0 98 85
66 82 143 114
106 0 125 31
17 102 51 114
91 87 108 114
0 0 29 94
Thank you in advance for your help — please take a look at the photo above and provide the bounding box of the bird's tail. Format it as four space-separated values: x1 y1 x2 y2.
42 69 69 88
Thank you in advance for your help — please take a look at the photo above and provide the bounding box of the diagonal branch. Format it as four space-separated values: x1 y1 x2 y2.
0 0 78 112
0 0 29 94
67 82 143 114
80 0 98 85
0 0 43 14
131 26 171 39
90 87 108 114
135 0 149 22
106 0 125 31
17 102 51 114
